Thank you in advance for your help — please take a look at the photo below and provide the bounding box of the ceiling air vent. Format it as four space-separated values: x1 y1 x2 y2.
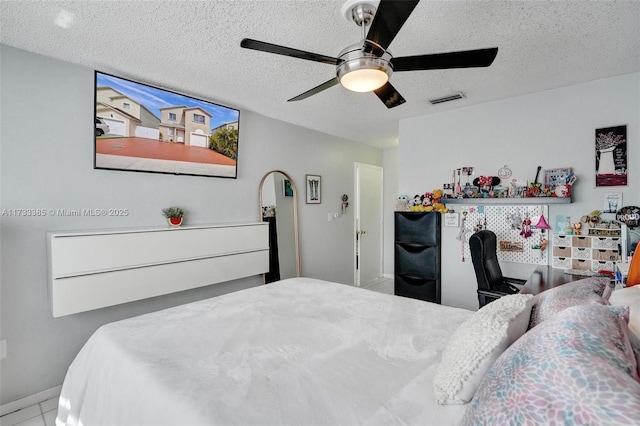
428 92 466 105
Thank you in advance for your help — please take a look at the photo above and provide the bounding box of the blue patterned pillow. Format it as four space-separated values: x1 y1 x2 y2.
461 304 640 425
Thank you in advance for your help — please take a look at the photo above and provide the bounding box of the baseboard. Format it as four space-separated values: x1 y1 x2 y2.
383 273 394 279
0 385 61 417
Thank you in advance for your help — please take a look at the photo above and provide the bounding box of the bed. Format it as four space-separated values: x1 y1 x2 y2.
57 277 640 426
56 278 472 425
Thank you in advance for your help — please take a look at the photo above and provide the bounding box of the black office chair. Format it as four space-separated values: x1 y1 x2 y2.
469 230 526 308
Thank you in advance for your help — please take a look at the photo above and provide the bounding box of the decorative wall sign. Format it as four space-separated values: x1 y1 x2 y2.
595 125 627 187
616 206 640 229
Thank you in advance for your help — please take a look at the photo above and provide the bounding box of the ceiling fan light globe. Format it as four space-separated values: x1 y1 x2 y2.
340 68 389 92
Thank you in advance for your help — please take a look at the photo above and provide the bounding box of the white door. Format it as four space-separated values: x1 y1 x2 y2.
354 163 383 286
177 130 185 143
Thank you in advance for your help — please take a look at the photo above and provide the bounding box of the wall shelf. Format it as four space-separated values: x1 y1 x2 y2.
443 197 571 205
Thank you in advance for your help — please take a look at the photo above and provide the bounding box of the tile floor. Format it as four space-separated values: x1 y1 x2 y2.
360 277 394 294
1 278 393 426
0 397 57 426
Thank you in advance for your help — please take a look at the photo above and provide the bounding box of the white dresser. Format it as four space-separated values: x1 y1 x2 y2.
47 223 269 317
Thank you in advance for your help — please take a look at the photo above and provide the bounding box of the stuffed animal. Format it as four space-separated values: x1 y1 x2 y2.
422 194 432 207
396 194 410 211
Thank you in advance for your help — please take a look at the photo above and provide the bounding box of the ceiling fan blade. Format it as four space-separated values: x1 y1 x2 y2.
374 82 406 109
241 38 339 65
288 78 340 102
391 47 499 71
366 0 420 51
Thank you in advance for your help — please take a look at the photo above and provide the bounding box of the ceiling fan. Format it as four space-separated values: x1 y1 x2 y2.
240 0 498 109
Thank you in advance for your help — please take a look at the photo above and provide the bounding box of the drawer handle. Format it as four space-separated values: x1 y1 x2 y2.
398 243 430 252
398 274 428 285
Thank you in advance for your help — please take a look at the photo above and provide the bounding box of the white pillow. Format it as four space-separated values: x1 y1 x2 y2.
433 294 534 405
610 286 640 340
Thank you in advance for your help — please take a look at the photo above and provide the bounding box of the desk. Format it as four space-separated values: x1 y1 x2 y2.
520 265 588 295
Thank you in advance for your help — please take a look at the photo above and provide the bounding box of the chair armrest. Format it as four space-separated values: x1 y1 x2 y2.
477 289 510 299
504 276 527 286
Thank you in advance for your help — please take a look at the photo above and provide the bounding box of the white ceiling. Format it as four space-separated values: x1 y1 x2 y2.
2 0 639 149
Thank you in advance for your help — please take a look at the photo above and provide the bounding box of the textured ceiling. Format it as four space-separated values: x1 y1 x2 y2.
2 0 639 149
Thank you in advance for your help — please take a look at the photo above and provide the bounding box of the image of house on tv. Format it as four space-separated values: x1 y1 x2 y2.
158 106 212 147
95 86 161 139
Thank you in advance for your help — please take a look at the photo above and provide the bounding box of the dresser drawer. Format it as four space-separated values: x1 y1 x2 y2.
592 237 621 249
571 247 591 260
395 212 440 245
553 234 572 247
553 246 571 257
572 259 591 270
394 274 439 304
395 243 439 278
592 249 619 262
552 257 571 269
572 236 591 248
591 260 615 272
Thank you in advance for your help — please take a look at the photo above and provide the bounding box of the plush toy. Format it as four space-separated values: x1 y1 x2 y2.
422 194 432 207
432 189 443 202
396 194 410 211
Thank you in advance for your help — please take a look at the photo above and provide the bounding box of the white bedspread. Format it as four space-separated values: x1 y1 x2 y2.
57 277 472 425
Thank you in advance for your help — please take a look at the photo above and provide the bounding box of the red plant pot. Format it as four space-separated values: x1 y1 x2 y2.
168 217 183 227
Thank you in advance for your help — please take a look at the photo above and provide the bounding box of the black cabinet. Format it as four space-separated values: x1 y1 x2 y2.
394 212 441 303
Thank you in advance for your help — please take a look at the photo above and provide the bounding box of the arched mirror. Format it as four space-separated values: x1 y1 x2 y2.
259 170 300 283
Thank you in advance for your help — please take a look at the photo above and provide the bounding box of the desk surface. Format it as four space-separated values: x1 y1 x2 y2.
520 265 589 295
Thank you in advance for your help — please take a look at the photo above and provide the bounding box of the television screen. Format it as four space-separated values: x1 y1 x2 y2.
94 71 240 178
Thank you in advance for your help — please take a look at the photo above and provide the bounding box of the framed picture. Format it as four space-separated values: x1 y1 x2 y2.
282 179 293 197
543 167 572 192
305 174 321 204
603 192 622 214
95 71 240 178
595 125 627 187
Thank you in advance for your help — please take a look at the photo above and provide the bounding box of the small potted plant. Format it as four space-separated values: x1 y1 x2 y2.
162 206 184 227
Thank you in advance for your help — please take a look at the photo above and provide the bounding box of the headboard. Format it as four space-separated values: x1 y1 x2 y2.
47 222 270 317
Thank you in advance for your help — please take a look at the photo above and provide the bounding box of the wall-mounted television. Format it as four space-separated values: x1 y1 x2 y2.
94 71 240 178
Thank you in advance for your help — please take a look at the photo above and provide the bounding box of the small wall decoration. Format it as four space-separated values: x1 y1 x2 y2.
282 179 293 197
499 241 524 253
543 167 572 192
603 192 622 214
595 125 627 187
305 174 321 204
444 212 460 227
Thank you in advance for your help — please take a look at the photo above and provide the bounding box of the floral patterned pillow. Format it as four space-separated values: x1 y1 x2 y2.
461 304 640 425
528 277 611 329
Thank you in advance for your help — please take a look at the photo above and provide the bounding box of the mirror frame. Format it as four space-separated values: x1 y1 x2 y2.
259 170 300 281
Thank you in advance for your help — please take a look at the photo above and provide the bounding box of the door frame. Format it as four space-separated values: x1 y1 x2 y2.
353 162 384 286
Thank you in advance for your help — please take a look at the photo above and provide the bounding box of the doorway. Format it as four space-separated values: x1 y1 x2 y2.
354 162 383 287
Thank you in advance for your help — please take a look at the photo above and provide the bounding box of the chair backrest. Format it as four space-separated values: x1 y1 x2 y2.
469 230 505 291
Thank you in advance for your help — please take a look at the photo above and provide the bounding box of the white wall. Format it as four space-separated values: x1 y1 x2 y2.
398 72 640 310
0 45 381 404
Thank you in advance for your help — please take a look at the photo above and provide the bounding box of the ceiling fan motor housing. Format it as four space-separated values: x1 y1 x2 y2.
336 42 392 92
